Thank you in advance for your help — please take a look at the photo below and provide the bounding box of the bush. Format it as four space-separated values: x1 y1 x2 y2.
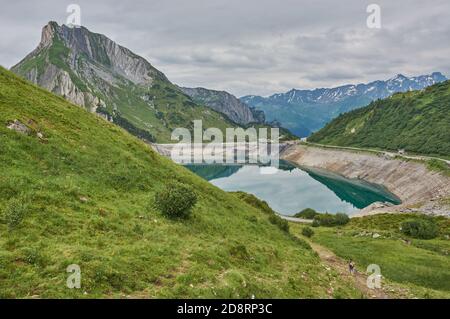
401 219 439 239
313 213 350 227
294 208 318 219
233 192 274 214
229 243 250 260
3 198 28 230
301 227 314 238
334 213 350 226
268 214 289 233
154 181 197 219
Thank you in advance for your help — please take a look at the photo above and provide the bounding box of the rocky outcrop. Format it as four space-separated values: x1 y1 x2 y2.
281 144 450 216
7 120 30 135
11 21 167 113
180 87 265 125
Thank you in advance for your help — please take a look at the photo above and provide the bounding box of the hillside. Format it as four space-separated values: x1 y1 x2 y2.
242 73 447 137
290 213 450 298
180 87 265 125
308 80 450 157
0 67 361 298
11 22 237 143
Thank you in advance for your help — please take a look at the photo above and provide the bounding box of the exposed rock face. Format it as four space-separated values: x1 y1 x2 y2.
180 87 265 125
281 144 450 216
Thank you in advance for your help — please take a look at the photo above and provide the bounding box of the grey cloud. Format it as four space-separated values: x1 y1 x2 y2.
0 0 449 96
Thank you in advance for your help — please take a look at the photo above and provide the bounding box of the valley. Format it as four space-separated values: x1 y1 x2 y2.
1 13 449 301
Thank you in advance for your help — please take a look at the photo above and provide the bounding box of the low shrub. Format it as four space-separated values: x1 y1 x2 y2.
334 213 350 226
313 213 350 227
154 181 197 219
294 208 318 219
3 197 28 230
401 219 439 239
229 243 250 260
233 192 274 214
301 227 314 238
268 214 289 233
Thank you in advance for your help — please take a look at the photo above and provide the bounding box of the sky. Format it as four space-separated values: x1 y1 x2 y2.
1 0 449 96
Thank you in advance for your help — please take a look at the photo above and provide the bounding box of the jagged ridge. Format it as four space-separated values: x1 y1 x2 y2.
241 73 447 137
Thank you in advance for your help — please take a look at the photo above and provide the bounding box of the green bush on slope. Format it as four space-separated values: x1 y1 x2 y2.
154 181 197 219
294 208 319 219
312 213 350 227
401 219 439 239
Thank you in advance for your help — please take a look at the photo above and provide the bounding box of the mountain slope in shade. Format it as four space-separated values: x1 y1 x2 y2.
11 22 237 143
241 73 447 137
180 87 265 125
308 80 450 157
0 66 361 298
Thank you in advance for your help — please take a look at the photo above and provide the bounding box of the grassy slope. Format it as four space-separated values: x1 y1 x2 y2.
0 67 360 298
291 214 450 298
308 81 450 157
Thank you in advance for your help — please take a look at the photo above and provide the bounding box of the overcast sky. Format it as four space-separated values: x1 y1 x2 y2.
1 0 449 96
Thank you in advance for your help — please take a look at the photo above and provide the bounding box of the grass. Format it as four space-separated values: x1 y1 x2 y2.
0 67 361 298
291 213 450 297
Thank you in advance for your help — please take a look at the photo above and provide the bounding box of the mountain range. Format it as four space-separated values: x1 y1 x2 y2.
241 72 447 137
11 22 243 143
308 79 450 156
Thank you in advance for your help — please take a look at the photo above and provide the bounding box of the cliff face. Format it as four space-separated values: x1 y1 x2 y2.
181 87 265 125
281 144 450 216
12 22 165 110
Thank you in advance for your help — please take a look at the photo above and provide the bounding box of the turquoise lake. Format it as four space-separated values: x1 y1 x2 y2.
186 162 401 216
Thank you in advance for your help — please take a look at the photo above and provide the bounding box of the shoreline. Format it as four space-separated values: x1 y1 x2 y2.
281 144 450 217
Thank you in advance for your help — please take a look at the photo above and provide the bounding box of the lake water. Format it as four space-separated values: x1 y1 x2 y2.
186 161 401 216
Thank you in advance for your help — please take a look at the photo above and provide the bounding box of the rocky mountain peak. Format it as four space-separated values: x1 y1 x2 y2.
39 21 58 49
35 21 166 86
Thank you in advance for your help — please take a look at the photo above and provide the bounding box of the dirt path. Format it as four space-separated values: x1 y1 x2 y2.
308 241 390 299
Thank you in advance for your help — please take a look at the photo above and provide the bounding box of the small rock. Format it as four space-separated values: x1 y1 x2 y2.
7 119 30 134
36 132 44 139
372 233 381 239
79 197 88 203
